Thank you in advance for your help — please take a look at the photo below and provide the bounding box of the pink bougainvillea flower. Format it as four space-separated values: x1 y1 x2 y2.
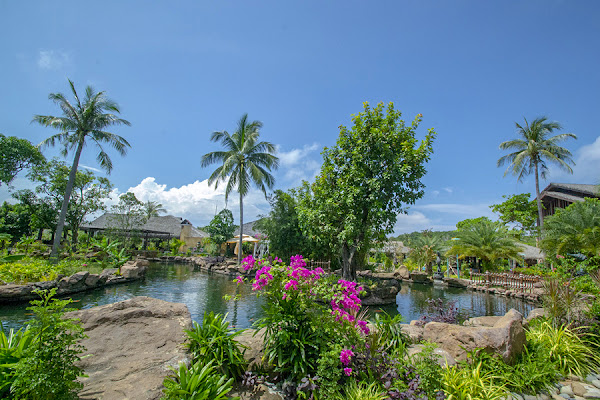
235 276 244 285
343 367 352 376
340 348 354 365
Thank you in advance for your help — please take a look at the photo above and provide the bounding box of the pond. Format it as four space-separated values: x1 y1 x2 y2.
0 262 535 331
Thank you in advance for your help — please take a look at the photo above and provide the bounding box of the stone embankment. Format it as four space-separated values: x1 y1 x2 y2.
0 258 149 304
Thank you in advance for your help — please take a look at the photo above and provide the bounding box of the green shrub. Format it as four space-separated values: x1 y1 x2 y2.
162 360 238 400
9 289 86 399
526 320 600 377
0 324 35 397
0 257 104 284
314 346 344 398
372 311 408 354
442 361 506 400
185 312 247 379
407 343 445 396
333 380 386 400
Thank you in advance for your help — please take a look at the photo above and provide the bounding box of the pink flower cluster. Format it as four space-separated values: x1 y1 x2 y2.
330 280 370 335
286 255 324 283
340 348 353 365
252 265 273 291
242 255 257 271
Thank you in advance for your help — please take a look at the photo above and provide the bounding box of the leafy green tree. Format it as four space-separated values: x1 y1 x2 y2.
297 102 436 280
12 189 58 240
142 200 166 220
0 202 32 241
448 218 520 271
491 193 538 238
408 230 447 275
541 198 600 258
498 117 577 230
0 134 45 186
455 216 493 231
201 114 279 264
34 79 131 260
256 189 305 259
205 209 236 247
109 192 145 246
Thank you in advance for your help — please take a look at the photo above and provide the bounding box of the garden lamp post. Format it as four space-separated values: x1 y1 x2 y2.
450 237 460 279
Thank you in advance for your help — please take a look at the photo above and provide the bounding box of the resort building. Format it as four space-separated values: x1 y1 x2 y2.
540 183 600 218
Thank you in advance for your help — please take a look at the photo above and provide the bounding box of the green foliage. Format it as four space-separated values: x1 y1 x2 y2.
162 360 238 400
408 230 447 275
297 102 436 280
541 277 586 326
141 200 166 220
406 344 445 396
448 218 520 271
372 311 407 354
333 381 386 400
526 320 600 377
256 190 305 258
542 198 600 258
184 312 247 379
442 361 507 400
205 209 236 246
0 134 45 187
314 346 344 398
0 325 35 397
10 289 86 399
0 201 33 240
0 257 103 284
490 193 538 237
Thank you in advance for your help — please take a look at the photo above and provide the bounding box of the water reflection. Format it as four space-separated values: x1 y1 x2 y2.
1 263 534 331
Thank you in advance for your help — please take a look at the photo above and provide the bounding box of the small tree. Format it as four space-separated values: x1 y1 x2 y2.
109 192 145 247
297 102 436 280
491 193 538 238
0 134 45 186
205 209 236 248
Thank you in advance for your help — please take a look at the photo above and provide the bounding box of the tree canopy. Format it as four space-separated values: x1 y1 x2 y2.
490 193 538 237
206 209 236 246
0 134 45 186
297 102 436 280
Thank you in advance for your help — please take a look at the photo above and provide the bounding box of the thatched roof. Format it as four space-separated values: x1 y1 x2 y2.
517 243 544 261
82 213 208 239
379 240 411 254
233 220 265 237
541 183 600 202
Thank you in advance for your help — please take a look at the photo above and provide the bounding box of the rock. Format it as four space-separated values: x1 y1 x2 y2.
120 263 147 279
237 328 265 368
100 268 118 279
562 385 575 396
84 274 100 287
400 323 424 342
584 390 600 399
410 271 431 283
230 384 283 400
524 395 538 400
135 258 150 267
406 344 456 367
526 308 548 322
572 382 589 397
463 315 502 327
592 380 600 389
66 296 192 400
422 309 526 363
396 265 410 280
444 277 470 288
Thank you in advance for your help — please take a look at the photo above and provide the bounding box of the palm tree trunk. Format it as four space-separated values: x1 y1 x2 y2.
534 161 544 241
238 191 243 265
50 139 84 261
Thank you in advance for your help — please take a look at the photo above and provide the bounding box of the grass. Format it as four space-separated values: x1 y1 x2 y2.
0 257 105 285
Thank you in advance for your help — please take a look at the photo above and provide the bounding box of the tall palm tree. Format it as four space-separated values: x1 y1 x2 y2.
34 79 131 259
498 117 577 231
201 114 279 264
142 200 167 220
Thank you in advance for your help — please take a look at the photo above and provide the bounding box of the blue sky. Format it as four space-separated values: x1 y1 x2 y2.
1 1 599 234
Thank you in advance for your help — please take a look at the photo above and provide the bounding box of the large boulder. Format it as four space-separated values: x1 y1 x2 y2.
66 296 192 400
410 271 431 284
422 309 526 363
120 263 147 279
396 265 410 280
237 328 265 368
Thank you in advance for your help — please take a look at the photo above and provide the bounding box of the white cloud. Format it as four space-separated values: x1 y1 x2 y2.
546 136 600 183
80 164 102 173
393 211 455 234
119 177 269 227
431 190 440 196
37 50 71 70
276 143 321 184
443 187 453 194
414 203 494 218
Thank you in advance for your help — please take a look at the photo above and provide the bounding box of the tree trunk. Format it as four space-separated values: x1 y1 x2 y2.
341 243 357 281
238 191 243 265
50 139 84 261
37 228 43 241
71 229 79 252
534 161 544 240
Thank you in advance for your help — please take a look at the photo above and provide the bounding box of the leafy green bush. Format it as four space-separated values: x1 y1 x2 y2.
442 361 507 400
162 360 238 400
372 311 408 354
526 320 600 377
9 289 86 399
0 257 104 284
333 381 387 400
0 324 35 397
185 312 247 379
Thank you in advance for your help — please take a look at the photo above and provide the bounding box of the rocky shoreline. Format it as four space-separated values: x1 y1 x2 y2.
0 259 149 304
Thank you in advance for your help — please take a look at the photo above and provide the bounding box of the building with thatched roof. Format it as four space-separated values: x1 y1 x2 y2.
233 219 265 238
518 243 544 264
540 183 600 218
82 213 208 251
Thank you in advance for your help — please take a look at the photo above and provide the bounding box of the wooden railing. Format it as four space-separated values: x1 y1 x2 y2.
469 272 541 293
307 260 331 272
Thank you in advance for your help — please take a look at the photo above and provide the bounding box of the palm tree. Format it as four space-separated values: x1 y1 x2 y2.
142 200 166 220
201 114 279 264
447 219 520 272
34 79 131 259
498 117 577 231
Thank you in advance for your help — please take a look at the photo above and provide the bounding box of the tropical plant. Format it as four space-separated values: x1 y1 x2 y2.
162 360 238 400
490 193 538 238
334 381 387 400
541 198 600 258
184 312 247 379
497 117 577 230
141 200 166 220
296 102 436 280
34 79 131 260
372 311 408 353
205 209 236 248
408 230 447 275
169 238 186 256
542 277 586 327
201 114 279 264
447 219 520 271
442 361 506 400
0 134 45 187
0 324 35 397
10 289 86 399
526 320 600 377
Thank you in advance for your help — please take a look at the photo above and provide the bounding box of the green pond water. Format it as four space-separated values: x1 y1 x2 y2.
0 262 535 331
